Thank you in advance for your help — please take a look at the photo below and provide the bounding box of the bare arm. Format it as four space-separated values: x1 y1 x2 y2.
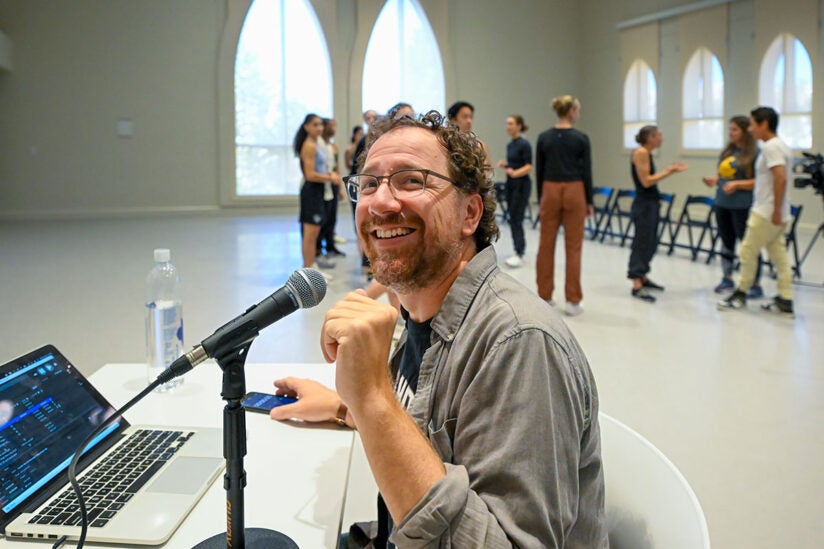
506 163 532 179
632 148 687 187
722 178 755 194
770 164 787 225
300 141 331 182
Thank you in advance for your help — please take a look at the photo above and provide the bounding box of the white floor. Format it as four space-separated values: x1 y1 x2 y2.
1 209 822 549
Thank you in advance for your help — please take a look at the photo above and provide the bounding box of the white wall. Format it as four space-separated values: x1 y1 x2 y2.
0 0 580 219
578 0 823 224
0 0 226 219
0 0 821 223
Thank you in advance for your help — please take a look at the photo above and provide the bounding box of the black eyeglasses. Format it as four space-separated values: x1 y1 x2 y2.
342 169 456 202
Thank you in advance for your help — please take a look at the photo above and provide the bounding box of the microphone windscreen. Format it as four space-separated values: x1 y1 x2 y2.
288 268 327 308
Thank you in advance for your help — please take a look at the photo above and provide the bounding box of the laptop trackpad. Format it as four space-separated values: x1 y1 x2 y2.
146 456 222 495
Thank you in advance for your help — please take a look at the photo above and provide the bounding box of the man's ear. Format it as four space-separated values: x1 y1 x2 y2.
461 193 483 238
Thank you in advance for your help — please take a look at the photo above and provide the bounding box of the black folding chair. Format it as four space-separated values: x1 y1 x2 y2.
585 186 615 240
668 195 716 261
763 204 804 279
656 193 677 250
493 182 508 224
600 189 636 246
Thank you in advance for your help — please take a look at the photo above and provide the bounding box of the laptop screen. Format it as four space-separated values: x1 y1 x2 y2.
0 345 121 520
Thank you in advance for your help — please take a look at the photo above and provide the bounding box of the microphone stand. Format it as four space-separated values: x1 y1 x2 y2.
194 342 297 549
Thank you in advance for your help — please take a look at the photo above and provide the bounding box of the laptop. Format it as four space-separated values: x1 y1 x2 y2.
0 345 224 545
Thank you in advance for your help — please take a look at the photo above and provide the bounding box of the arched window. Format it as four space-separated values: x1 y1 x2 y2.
682 47 724 149
623 60 657 149
234 0 333 197
759 34 813 149
362 0 445 116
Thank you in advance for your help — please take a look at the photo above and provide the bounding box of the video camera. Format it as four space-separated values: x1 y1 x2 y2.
794 152 824 195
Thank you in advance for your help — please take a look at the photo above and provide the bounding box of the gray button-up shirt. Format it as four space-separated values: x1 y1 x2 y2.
389 246 607 548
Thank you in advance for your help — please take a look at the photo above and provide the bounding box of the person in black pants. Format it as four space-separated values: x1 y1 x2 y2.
628 126 687 302
701 115 763 297
496 115 532 268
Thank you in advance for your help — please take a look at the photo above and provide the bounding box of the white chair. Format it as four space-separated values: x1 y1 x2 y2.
341 415 711 548
600 413 711 549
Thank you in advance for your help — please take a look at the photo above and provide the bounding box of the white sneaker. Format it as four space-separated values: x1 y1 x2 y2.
333 235 346 245
310 263 334 282
546 299 556 308
565 302 583 316
315 255 336 269
505 255 524 268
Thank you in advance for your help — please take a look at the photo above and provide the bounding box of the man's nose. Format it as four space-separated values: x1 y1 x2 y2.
368 180 402 214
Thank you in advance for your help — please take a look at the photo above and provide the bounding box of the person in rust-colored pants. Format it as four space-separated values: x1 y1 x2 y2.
536 180 587 304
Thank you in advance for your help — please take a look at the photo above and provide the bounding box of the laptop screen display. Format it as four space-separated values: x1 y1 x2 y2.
0 346 119 517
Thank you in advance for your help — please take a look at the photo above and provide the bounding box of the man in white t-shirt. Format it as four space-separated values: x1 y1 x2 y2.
718 106 794 316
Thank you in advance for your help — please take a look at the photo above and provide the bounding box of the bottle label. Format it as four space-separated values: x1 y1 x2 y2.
146 301 183 368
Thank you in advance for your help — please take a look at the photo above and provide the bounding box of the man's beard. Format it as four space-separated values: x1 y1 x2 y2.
360 214 463 293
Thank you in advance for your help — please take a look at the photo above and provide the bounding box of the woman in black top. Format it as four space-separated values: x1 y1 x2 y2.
627 126 687 302
535 95 593 316
497 115 533 268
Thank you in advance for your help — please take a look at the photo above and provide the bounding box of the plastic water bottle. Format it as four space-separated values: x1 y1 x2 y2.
145 248 184 391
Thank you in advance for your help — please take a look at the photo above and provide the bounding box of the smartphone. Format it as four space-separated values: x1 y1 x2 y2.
242 391 298 414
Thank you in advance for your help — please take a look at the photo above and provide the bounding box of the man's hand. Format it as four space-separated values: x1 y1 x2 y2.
268 377 343 423
321 290 399 406
772 208 783 226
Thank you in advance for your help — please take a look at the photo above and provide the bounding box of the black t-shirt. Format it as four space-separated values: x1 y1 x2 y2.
376 315 432 549
394 317 431 408
631 152 660 200
535 127 594 204
506 137 532 183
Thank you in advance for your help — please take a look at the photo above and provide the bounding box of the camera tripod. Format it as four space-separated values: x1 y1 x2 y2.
797 220 823 284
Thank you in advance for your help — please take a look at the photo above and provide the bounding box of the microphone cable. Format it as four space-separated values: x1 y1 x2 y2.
64 377 165 548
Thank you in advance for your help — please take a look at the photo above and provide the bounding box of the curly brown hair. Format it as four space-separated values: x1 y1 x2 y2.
360 110 499 251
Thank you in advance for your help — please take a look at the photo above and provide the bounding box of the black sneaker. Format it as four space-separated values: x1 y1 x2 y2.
761 296 794 317
717 290 746 311
631 288 656 302
642 279 665 291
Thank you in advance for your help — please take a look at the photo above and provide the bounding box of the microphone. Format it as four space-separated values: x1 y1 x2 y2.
158 268 327 382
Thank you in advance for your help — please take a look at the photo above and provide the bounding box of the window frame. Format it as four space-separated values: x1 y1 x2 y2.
623 59 658 150
232 0 334 200
681 47 725 153
758 33 813 150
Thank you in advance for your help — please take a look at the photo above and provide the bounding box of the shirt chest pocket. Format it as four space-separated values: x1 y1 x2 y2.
427 417 457 463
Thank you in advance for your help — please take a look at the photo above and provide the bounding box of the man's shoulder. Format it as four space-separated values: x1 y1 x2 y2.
762 137 792 165
473 269 572 340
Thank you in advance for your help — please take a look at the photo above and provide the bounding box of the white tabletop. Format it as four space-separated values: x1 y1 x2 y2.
1 362 354 549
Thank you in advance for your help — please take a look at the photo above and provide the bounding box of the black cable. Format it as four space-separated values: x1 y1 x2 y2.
51 535 67 549
66 377 163 548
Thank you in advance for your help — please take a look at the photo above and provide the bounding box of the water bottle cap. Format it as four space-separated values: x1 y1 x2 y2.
153 248 171 262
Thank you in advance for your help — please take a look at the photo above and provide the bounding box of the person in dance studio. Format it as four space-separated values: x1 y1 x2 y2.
346 125 365 174
270 111 606 548
627 125 688 302
701 115 764 298
447 100 493 175
496 114 533 269
718 106 796 317
293 113 341 281
318 117 347 259
535 95 594 316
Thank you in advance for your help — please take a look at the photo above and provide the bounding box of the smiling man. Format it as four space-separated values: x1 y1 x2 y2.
271 111 606 548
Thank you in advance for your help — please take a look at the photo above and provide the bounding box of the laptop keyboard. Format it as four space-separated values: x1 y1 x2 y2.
29 429 194 528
